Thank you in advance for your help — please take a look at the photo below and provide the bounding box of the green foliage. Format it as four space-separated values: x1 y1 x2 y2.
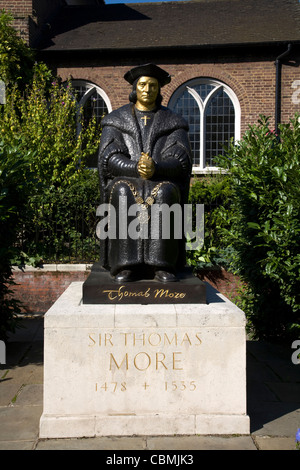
18 170 100 263
0 10 34 88
0 62 101 263
0 139 35 339
0 59 102 337
0 63 101 188
187 174 233 269
217 115 300 341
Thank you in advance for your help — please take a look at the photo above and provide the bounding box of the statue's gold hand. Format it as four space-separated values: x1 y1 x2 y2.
137 153 155 179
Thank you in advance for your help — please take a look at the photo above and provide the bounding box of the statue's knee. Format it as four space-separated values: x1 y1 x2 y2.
110 181 134 203
156 182 180 204
115 181 129 195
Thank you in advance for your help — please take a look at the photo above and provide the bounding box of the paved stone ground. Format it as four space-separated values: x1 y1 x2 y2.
0 316 299 451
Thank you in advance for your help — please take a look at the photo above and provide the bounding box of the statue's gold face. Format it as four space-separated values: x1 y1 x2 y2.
135 76 159 111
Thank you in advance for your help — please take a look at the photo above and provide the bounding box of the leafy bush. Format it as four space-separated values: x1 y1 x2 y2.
187 174 233 269
1 63 100 187
0 26 102 335
0 62 102 265
18 170 100 263
217 115 300 341
0 139 35 339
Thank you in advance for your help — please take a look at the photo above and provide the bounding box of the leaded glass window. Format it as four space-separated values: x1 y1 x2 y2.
168 79 240 172
71 80 111 125
69 80 112 167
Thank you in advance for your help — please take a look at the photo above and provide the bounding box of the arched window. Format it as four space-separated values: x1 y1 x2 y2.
71 79 112 125
168 78 240 173
70 80 112 167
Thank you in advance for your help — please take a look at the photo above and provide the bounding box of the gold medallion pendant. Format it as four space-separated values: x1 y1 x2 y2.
138 205 150 224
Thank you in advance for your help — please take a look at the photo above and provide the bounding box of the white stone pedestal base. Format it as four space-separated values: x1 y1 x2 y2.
39 282 250 438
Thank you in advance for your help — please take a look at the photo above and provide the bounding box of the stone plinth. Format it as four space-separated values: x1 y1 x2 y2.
39 282 249 438
82 264 207 304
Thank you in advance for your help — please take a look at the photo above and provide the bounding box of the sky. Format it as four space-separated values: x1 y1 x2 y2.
105 0 188 4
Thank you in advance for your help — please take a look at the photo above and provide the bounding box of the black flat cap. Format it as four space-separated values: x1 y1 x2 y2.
124 63 171 87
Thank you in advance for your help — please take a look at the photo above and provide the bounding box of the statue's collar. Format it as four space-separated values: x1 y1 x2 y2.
102 104 187 153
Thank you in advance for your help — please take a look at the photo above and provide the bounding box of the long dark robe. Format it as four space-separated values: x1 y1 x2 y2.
98 103 192 277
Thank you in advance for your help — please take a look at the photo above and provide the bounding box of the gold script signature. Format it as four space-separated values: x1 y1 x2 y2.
103 285 151 301
102 285 186 301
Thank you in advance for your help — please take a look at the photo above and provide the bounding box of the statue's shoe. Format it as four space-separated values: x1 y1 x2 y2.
154 270 178 283
114 270 135 283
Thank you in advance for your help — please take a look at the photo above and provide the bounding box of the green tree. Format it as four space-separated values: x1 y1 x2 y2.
0 63 101 264
0 15 102 336
0 140 35 339
217 115 300 341
0 9 34 89
1 63 100 187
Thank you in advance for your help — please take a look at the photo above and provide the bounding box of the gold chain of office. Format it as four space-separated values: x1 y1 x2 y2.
109 180 170 223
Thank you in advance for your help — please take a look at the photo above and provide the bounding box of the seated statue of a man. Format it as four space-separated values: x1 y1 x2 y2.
98 63 192 283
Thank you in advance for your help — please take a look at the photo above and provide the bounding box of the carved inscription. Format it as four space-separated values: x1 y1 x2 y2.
89 330 202 393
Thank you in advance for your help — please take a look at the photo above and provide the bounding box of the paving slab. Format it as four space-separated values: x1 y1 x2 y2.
1 342 31 367
246 340 291 362
250 403 300 437
17 342 44 369
254 436 298 450
35 435 257 450
1 317 300 450
0 440 36 450
0 380 23 406
0 364 43 407
146 435 257 450
266 383 300 403
246 354 280 382
2 363 41 385
0 406 42 441
268 363 300 384
6 317 44 343
14 384 43 406
36 436 148 450
247 381 279 404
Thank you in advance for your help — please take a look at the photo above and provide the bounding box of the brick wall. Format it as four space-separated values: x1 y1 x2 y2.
1 0 32 16
1 0 32 42
4 4 299 129
1 0 63 45
11 266 90 314
10 265 243 314
56 59 300 134
197 269 246 305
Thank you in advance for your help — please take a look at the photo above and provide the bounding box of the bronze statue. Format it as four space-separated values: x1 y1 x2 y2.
98 64 192 283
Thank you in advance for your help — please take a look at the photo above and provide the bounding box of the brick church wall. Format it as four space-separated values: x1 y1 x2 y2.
1 0 32 42
3 3 299 131
1 0 63 45
56 59 300 134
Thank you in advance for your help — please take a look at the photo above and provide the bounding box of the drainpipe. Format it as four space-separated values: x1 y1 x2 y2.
275 44 292 134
